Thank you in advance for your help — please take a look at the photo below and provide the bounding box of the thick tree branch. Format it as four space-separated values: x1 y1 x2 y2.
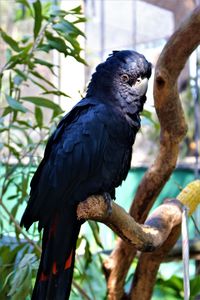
130 225 181 300
77 197 183 252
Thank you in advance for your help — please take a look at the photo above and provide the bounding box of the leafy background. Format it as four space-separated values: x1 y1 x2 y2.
0 1 200 299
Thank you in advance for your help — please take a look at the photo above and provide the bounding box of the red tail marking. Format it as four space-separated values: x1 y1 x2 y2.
52 262 57 275
49 214 58 239
64 250 73 270
40 272 48 281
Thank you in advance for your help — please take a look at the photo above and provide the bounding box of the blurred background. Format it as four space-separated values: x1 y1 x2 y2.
0 0 200 299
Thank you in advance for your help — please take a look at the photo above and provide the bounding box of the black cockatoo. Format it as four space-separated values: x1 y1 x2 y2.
21 50 151 299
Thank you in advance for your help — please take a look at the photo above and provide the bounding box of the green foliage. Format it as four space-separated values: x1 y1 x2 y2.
153 274 200 300
0 1 104 299
0 240 37 300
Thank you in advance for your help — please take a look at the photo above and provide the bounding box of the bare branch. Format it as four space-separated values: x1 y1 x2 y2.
130 225 181 300
77 197 183 251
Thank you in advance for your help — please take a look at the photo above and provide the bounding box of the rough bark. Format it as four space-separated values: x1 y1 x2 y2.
102 5 200 300
77 197 183 251
130 225 181 300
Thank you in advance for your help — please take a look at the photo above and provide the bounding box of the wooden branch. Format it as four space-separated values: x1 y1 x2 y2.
77 197 183 251
130 225 181 300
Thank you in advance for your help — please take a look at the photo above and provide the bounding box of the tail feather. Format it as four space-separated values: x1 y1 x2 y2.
46 251 76 300
32 208 81 300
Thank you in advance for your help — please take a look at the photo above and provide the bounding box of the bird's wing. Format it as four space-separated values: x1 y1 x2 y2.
21 99 130 230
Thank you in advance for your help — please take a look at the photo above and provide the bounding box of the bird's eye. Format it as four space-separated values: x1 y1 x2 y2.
121 74 129 83
135 77 142 85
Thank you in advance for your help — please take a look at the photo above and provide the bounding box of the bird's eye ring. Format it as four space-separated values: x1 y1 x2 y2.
136 77 142 85
121 74 129 83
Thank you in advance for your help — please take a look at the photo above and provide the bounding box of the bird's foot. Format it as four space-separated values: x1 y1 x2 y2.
103 192 112 216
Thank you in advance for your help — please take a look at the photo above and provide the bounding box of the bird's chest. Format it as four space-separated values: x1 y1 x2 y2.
113 144 133 186
104 127 134 189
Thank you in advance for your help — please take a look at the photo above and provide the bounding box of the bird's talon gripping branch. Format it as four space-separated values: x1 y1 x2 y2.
103 192 113 216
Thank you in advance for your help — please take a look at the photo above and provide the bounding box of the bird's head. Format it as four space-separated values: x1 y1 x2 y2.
86 50 152 116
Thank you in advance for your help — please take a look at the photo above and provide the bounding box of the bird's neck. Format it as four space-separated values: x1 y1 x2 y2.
86 87 142 129
114 91 143 130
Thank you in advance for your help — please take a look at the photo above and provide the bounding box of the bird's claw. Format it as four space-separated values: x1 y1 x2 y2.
103 192 112 216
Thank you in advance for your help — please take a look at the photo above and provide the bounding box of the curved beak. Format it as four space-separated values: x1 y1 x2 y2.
134 77 148 96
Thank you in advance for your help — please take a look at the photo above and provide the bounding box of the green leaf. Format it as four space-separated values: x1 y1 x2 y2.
5 48 12 62
21 34 31 44
30 78 49 92
5 43 32 70
35 106 43 128
0 28 21 52
73 17 87 24
4 143 20 159
76 236 84 249
9 71 14 94
30 70 57 89
10 204 19 221
88 221 104 249
42 90 70 98
48 37 67 55
70 5 82 15
33 0 42 39
15 120 32 128
50 9 68 17
0 73 3 91
156 275 183 296
141 109 159 129
2 107 13 117
84 238 92 269
14 68 28 80
22 96 63 116
20 173 29 198
45 31 68 55
0 127 8 133
190 276 200 297
34 58 55 69
37 43 51 53
70 51 87 65
64 34 82 51
53 19 85 38
7 260 32 299
7 194 18 200
41 1 51 18
16 0 33 17
6 95 28 113
34 58 56 75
